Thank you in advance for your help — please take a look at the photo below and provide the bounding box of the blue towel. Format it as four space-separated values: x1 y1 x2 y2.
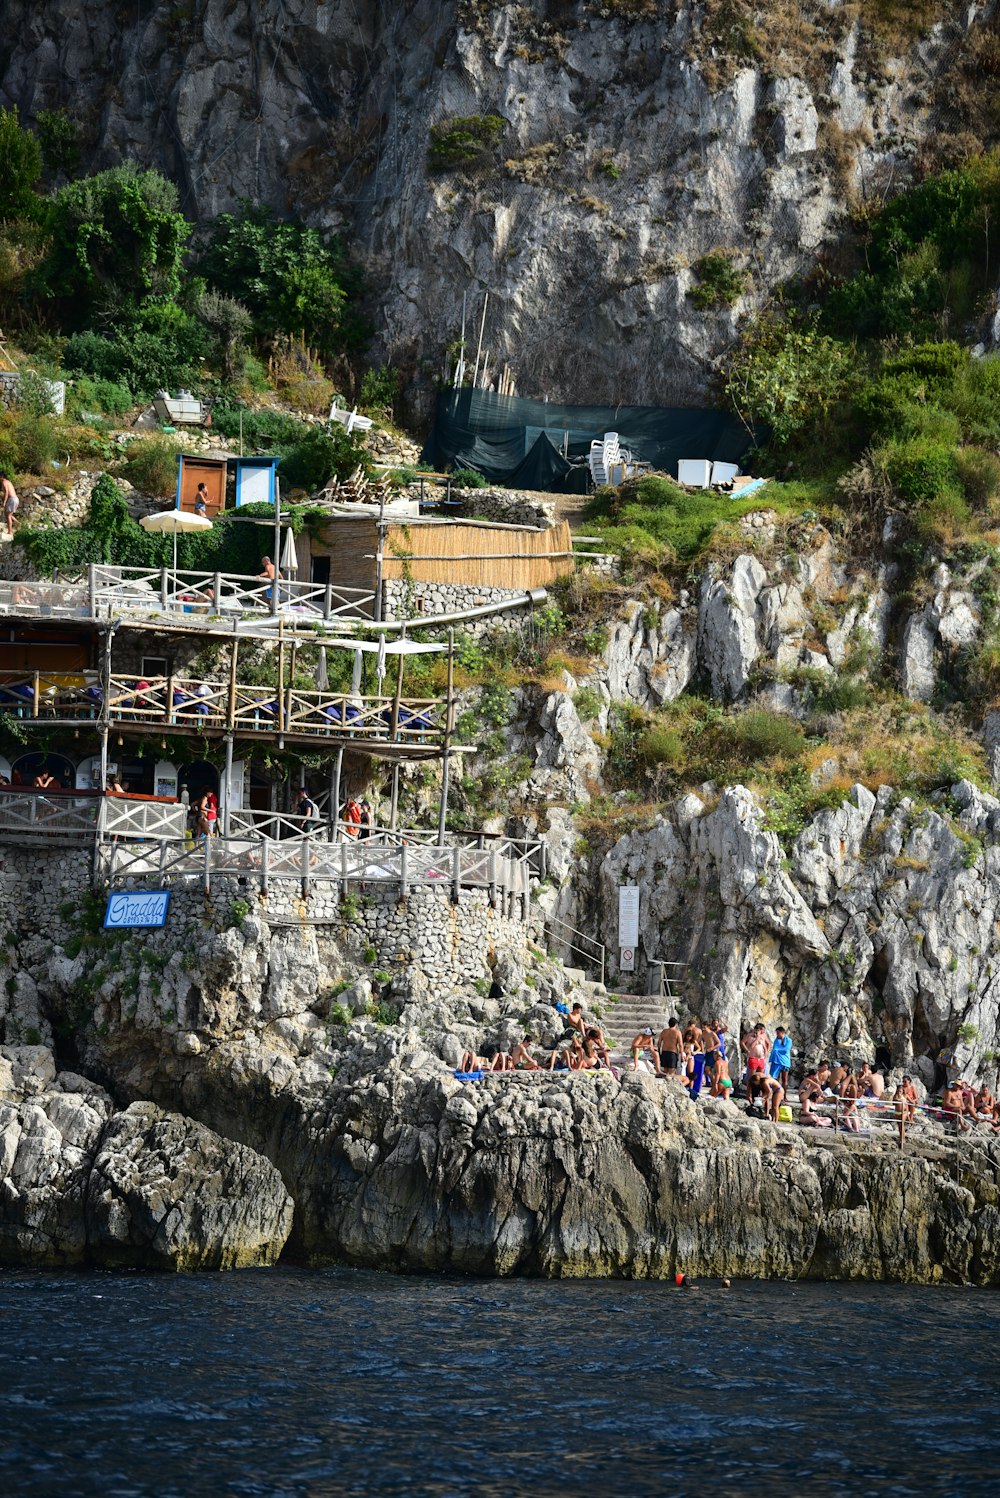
453 1071 485 1081
690 1054 706 1099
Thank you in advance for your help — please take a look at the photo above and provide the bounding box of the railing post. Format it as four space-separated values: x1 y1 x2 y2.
160 567 168 610
213 572 223 610
32 671 40 720
400 842 408 900
301 834 310 898
88 565 97 618
203 833 211 896
489 849 498 908
324 581 333 619
452 845 461 902
261 838 269 896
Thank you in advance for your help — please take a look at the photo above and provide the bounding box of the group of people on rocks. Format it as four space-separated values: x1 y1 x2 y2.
457 1000 999 1144
460 1003 616 1075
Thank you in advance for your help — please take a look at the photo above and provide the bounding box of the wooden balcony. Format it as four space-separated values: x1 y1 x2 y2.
104 832 532 909
0 670 447 758
0 788 187 845
0 564 375 627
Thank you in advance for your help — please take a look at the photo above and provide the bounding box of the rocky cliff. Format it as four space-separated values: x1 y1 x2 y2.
2 2 996 407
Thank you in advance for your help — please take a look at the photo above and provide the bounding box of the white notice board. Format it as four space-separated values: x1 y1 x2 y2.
618 885 640 949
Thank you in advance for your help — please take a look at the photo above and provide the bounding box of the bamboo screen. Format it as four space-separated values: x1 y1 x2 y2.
380 519 574 589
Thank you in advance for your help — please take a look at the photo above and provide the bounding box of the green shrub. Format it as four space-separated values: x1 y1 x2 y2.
120 436 178 498
723 314 853 449
428 115 505 172
573 686 604 721
198 205 369 358
0 107 42 222
62 301 202 397
452 466 487 488
879 435 962 509
688 250 746 310
210 403 304 448
721 710 806 764
0 411 58 474
280 424 369 491
956 446 1000 509
359 365 400 422
637 725 686 770
37 165 191 324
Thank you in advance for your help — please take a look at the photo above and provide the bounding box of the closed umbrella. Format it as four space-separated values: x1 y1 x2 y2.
316 645 329 692
280 526 299 574
139 509 213 572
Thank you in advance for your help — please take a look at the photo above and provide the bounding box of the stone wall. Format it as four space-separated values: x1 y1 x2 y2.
382 578 537 632
453 487 557 529
0 846 526 995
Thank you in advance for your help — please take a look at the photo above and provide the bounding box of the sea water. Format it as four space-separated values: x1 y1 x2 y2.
0 1269 997 1496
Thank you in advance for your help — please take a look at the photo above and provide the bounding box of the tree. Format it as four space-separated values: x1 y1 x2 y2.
723 315 852 449
198 205 369 359
0 107 42 222
195 290 253 383
37 165 191 324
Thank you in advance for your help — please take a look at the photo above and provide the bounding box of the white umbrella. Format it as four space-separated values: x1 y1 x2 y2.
280 526 299 574
316 645 329 692
140 509 213 572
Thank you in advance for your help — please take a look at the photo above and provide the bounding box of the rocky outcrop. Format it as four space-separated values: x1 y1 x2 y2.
243 1068 1000 1284
0 3 989 408
0 1046 292 1269
597 779 1000 1086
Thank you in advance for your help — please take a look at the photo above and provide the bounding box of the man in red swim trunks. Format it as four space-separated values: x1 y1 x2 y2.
745 1024 768 1081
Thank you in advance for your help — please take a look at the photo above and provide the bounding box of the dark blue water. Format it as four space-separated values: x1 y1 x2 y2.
0 1269 997 1497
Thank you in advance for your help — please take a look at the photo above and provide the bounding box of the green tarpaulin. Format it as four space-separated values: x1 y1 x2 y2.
423 389 758 492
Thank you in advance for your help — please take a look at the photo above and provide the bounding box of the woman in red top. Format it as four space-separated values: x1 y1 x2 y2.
343 797 361 838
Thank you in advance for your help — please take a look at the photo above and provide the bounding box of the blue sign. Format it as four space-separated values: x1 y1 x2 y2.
103 890 170 929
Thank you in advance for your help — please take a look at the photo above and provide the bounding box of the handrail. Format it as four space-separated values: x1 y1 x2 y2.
543 913 606 988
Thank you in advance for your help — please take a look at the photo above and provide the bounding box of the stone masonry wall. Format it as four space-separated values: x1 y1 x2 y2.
382 578 535 633
0 846 526 988
452 488 557 529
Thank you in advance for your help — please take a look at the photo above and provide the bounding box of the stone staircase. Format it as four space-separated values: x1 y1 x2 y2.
595 992 673 1067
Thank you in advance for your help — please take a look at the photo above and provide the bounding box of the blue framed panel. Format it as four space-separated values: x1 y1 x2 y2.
234 457 281 508
104 890 171 929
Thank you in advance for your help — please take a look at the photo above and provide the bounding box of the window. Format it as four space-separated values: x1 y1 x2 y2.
141 656 169 680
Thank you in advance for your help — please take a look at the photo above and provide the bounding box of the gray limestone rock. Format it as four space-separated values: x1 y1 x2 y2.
86 1102 293 1271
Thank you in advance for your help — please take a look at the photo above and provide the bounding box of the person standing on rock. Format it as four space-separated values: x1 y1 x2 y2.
657 1017 684 1078
768 1028 792 1092
2 470 19 536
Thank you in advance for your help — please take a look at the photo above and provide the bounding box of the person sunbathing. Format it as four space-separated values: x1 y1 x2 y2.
460 1045 509 1073
630 1029 663 1075
585 1026 612 1067
799 1089 832 1128
858 1062 885 1098
510 1036 540 1070
940 1081 969 1132
975 1085 995 1120
549 1035 584 1072
838 1071 862 1131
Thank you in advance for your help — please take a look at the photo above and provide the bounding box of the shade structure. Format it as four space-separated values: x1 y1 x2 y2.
140 509 213 571
280 526 299 573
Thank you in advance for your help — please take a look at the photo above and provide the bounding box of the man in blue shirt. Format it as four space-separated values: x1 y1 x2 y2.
769 1027 792 1090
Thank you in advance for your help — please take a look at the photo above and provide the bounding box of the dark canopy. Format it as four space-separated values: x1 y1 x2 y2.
423 388 758 492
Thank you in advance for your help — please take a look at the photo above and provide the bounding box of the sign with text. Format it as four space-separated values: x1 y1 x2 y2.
620 946 635 973
104 890 170 930
618 885 640 949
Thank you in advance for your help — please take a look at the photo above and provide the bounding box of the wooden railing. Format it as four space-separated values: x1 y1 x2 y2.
104 832 534 909
0 670 444 745
0 788 187 842
1 566 375 623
